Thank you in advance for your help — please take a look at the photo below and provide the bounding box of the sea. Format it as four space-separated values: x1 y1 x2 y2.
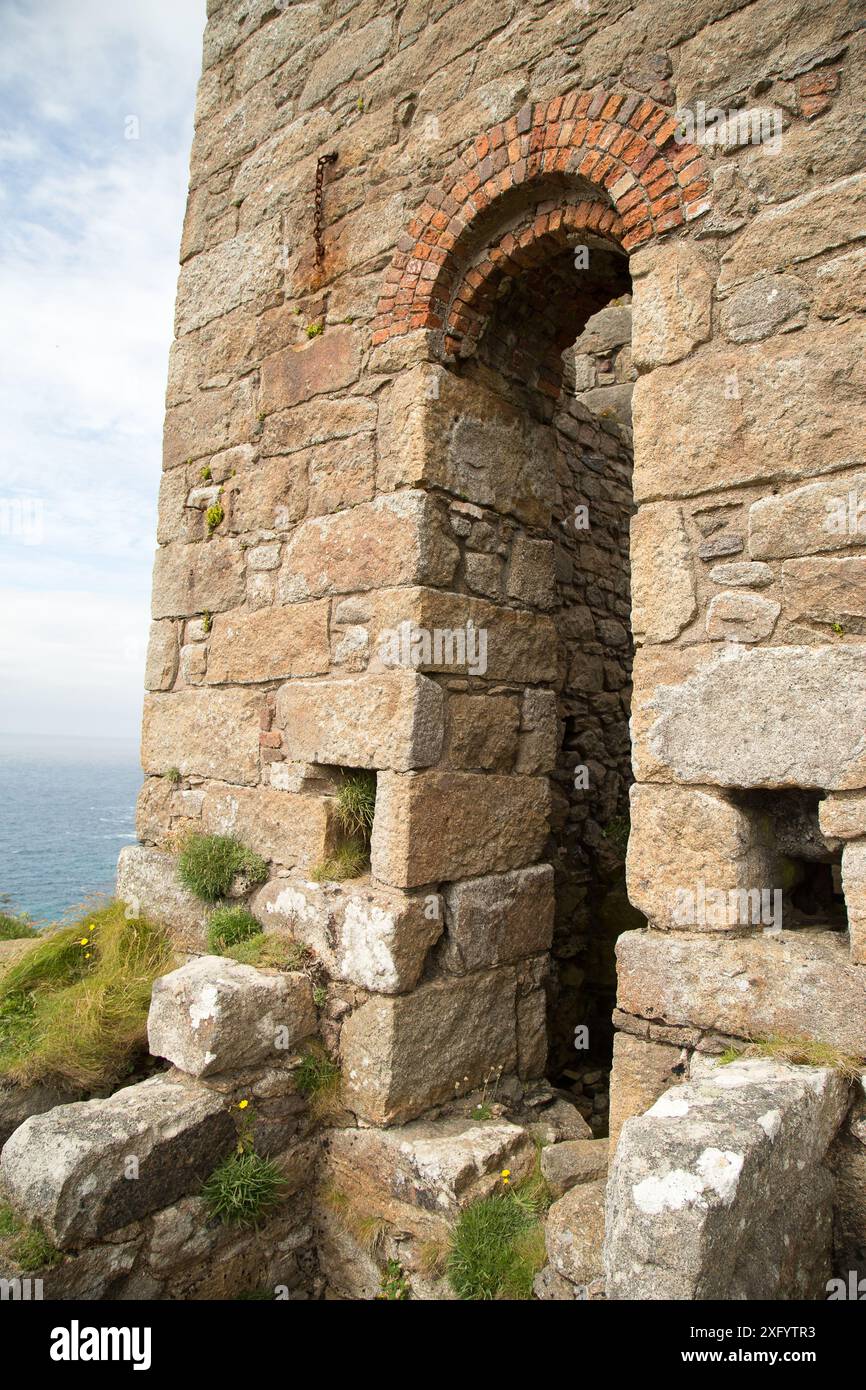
0 732 142 926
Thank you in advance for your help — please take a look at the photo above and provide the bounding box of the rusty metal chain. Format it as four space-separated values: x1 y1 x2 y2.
314 152 337 266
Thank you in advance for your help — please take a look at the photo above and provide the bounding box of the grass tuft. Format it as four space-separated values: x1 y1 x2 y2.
718 1035 861 1078
335 770 377 840
446 1171 550 1301
201 1149 286 1227
297 1046 341 1098
323 1186 391 1256
0 913 36 942
310 770 377 883
206 906 262 955
310 841 368 883
223 935 312 971
0 1203 63 1269
10 1224 62 1271
296 1045 342 1119
0 902 172 1091
177 834 268 902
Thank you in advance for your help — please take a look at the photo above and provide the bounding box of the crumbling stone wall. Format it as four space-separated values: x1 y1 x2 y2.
107 0 866 1298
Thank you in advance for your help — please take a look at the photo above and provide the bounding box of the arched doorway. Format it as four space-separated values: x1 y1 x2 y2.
366 91 708 1129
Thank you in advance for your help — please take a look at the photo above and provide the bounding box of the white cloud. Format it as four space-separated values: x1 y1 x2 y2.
0 588 150 738
0 0 206 736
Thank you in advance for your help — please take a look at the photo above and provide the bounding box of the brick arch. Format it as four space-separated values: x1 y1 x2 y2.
373 89 709 349
442 197 624 360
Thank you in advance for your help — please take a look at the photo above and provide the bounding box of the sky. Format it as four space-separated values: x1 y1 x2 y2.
0 0 207 739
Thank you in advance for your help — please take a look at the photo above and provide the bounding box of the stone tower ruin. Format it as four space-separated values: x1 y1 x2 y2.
99 0 866 1298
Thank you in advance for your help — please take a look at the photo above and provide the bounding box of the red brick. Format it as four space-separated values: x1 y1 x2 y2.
650 190 681 218
655 207 685 233
677 157 705 187
653 115 679 147
622 221 653 250
630 99 655 130
670 142 701 171
683 178 710 204
645 171 676 199
641 109 666 139
622 201 650 230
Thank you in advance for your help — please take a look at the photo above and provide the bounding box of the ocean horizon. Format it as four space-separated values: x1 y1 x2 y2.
0 730 142 925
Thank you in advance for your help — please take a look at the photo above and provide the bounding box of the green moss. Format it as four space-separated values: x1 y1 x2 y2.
1 1204 63 1273
164 766 182 786
177 834 268 903
206 502 224 535
306 322 324 338
201 1150 286 1228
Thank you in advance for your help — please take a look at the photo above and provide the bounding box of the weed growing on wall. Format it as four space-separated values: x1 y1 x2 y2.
206 906 262 955
297 1045 341 1098
177 834 268 902
335 770 376 839
202 1099 287 1227
446 1169 550 1300
719 1035 860 1078
377 1259 411 1300
312 769 377 882
224 936 312 971
310 841 368 883
202 1149 286 1227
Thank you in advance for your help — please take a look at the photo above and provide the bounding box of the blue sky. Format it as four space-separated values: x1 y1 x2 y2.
0 0 206 737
